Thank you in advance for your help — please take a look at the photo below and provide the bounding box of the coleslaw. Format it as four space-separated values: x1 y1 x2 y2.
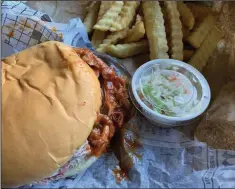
138 68 201 117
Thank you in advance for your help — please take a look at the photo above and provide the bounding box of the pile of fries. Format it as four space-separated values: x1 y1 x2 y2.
83 1 223 71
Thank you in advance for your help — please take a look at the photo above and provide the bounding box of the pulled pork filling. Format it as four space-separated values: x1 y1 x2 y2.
74 48 132 157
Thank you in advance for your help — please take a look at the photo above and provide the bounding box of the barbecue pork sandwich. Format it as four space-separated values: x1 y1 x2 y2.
2 41 131 187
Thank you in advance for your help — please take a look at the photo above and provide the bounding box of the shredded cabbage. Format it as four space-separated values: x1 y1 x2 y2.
139 70 201 117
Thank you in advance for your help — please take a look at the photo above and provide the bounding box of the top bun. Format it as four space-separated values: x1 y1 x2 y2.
2 41 102 187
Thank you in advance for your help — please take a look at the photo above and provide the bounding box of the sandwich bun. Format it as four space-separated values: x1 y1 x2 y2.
2 41 102 187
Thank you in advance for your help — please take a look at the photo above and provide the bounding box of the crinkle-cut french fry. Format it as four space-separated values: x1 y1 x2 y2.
183 50 194 61
189 27 222 71
96 28 129 53
105 40 149 58
83 1 100 33
182 27 191 42
164 1 183 60
102 28 129 45
91 30 107 49
96 44 107 53
97 1 114 21
186 2 213 21
124 15 145 43
177 2 195 30
93 1 124 31
187 15 215 48
110 1 140 31
86 1 97 10
142 1 169 59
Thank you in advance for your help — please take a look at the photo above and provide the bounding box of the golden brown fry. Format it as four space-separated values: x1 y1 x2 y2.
124 15 145 43
96 28 129 53
164 1 183 60
93 1 124 31
182 27 191 42
187 15 215 48
183 50 194 61
186 2 213 21
110 1 140 31
97 1 113 21
96 44 106 53
102 29 129 45
105 40 149 58
142 1 169 59
189 27 222 71
91 30 107 49
86 1 97 10
177 2 195 30
83 2 100 33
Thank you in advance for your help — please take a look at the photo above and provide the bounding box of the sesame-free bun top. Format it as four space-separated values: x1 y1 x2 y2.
2 41 102 187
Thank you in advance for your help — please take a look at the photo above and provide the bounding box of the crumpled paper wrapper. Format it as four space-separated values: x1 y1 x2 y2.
26 1 90 23
196 81 235 151
2 1 235 188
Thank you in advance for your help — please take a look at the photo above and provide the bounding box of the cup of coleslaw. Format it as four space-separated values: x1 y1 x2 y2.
131 59 211 128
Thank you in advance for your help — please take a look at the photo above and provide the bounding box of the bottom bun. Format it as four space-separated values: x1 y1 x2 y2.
20 141 97 187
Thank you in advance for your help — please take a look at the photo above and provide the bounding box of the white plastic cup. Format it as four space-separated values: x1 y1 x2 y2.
131 59 211 128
